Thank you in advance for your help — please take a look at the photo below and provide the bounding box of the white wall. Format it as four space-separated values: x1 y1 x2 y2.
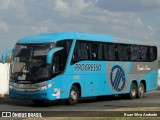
0 63 10 95
158 69 160 87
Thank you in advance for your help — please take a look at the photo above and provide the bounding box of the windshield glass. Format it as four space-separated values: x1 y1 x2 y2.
11 43 55 82
52 40 72 76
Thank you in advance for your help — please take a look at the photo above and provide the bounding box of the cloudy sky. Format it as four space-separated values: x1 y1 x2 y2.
0 0 160 58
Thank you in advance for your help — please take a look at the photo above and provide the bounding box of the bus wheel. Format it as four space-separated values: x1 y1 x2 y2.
129 82 138 99
32 100 44 106
137 83 145 98
68 85 79 105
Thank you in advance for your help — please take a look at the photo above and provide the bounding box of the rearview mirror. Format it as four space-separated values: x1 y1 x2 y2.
2 49 13 64
46 47 63 64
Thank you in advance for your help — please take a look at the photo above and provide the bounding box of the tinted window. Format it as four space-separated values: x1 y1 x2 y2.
72 41 89 62
52 40 72 74
141 46 149 62
117 44 129 61
104 43 109 60
90 42 99 60
98 43 103 60
131 45 141 61
150 46 157 62
108 43 116 61
71 40 157 63
56 40 72 55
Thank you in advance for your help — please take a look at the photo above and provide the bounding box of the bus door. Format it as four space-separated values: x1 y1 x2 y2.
84 63 100 97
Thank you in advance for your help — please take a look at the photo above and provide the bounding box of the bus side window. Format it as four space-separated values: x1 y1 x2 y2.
52 52 60 74
72 41 80 62
117 44 129 61
98 43 103 60
150 46 157 62
131 45 142 62
141 46 148 62
108 43 116 61
80 42 88 60
90 42 98 60
72 41 89 63
56 40 72 71
130 45 136 61
104 43 109 60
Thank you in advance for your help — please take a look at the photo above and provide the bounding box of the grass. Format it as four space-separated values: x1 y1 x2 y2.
24 107 160 120
112 107 160 111
54 118 160 120
25 117 159 120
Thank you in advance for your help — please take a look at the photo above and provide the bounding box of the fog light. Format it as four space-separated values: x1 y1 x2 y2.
41 93 47 98
9 85 14 89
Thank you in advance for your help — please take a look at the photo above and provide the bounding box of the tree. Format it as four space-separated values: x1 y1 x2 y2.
5 55 11 63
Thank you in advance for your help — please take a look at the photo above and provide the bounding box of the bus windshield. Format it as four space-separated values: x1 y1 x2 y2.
11 43 55 82
10 40 72 83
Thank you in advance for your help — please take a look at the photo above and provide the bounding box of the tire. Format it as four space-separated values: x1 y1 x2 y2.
137 83 145 99
68 85 79 105
32 100 44 106
129 82 138 99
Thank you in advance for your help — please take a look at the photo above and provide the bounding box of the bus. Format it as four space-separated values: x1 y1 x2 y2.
2 32 158 105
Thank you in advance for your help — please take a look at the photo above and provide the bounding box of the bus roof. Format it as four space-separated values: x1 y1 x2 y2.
17 32 156 46
17 32 76 44
17 32 115 44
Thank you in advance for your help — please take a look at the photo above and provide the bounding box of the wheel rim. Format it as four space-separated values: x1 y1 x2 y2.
131 86 136 97
139 85 144 96
71 90 77 101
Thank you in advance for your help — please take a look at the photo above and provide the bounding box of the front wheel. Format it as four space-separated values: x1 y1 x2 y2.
137 83 145 98
129 82 138 99
67 85 79 105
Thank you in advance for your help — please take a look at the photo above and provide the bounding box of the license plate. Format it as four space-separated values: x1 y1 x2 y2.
16 84 39 89
23 94 30 98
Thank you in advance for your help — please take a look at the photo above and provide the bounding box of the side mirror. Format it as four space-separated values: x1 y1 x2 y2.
46 47 63 64
2 49 13 64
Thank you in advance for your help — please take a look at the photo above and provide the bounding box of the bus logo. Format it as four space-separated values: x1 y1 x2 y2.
110 65 125 91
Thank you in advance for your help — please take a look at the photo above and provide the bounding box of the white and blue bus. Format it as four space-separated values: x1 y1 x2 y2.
2 32 158 105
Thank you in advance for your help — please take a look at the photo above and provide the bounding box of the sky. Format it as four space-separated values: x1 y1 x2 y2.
0 0 160 58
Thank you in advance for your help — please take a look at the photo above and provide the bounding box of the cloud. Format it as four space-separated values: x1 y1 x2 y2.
0 0 157 40
50 0 160 56
96 0 160 12
0 0 159 57
53 0 70 13
52 0 144 29
0 0 12 10
0 21 9 32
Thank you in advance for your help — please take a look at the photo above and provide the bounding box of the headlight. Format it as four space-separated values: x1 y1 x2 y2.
9 82 55 91
40 82 55 90
9 85 14 89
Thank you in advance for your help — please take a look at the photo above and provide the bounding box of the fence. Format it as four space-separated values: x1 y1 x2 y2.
0 63 10 97
158 69 160 89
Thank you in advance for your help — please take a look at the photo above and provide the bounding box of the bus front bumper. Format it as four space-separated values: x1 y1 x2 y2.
9 88 61 101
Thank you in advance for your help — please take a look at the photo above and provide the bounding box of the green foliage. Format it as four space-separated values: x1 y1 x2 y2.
5 55 11 63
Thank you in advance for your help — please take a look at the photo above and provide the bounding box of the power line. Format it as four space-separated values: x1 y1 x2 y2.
13 0 101 24
14 0 56 12
13 0 145 30
12 0 158 34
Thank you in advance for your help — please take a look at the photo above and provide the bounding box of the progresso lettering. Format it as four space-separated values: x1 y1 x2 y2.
75 64 101 71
